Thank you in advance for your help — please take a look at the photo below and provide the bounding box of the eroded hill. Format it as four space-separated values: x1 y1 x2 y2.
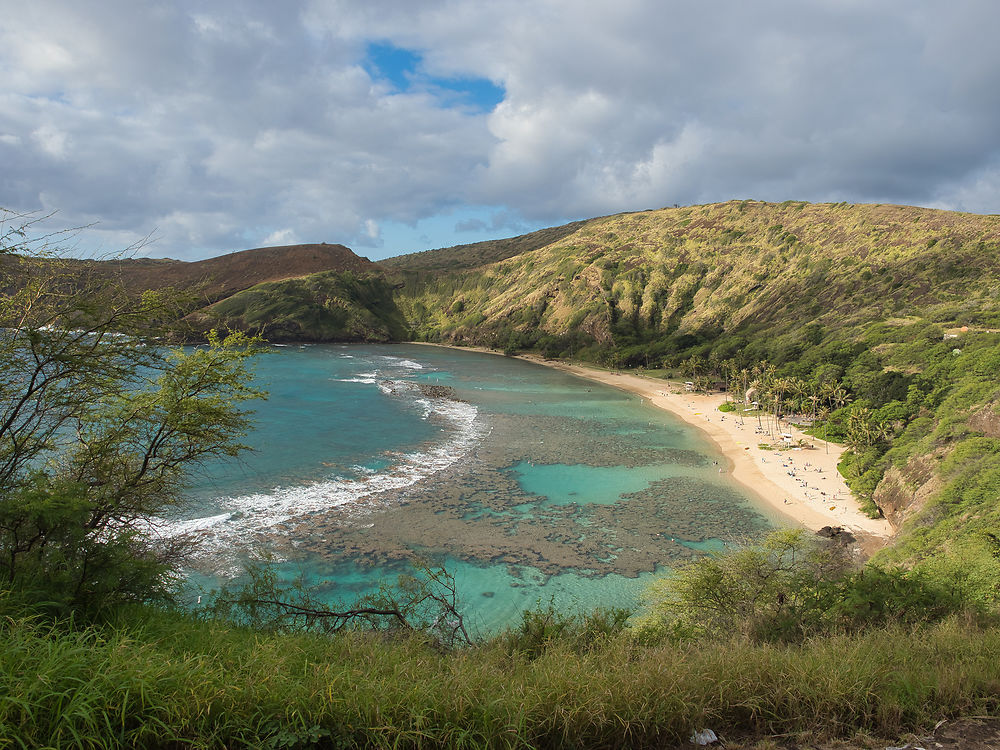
386 200 1000 357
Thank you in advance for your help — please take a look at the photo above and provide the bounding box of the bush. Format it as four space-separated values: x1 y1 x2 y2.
636 530 981 643
0 217 265 619
501 604 632 658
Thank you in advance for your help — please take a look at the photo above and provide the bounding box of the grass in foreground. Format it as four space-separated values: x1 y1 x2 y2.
3 607 1000 749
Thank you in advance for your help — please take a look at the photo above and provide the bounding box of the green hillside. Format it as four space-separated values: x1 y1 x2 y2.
5 201 1000 747
384 200 1000 562
2 242 410 344
388 200 1000 354
192 270 409 342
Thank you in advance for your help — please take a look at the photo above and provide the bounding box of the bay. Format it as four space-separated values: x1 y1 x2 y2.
169 343 776 633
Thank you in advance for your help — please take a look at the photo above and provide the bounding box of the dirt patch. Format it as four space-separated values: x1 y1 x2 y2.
969 402 1000 439
669 717 1000 749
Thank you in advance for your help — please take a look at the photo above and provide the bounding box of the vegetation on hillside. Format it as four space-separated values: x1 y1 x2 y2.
384 200 1000 562
3 235 404 344
389 201 1000 358
197 270 409 342
5 204 1000 747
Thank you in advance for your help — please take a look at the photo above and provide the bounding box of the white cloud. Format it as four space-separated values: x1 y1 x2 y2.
30 124 69 158
260 228 301 247
2 0 1000 260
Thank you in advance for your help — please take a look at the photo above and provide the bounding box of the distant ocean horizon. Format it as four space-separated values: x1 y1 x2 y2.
164 344 776 633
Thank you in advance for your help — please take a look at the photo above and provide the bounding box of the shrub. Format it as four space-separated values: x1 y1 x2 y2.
636 530 981 643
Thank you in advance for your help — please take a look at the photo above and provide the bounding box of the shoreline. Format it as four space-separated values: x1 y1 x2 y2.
413 343 894 545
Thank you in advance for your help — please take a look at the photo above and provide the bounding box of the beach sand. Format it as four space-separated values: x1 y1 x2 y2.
415 344 894 546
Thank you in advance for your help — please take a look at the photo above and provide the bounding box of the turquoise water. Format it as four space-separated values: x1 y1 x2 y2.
169 344 775 633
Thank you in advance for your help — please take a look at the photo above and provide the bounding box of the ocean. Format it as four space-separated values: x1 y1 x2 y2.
165 343 776 633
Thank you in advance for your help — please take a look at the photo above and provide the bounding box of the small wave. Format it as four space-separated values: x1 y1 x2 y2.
154 388 482 565
336 377 377 384
152 512 233 535
379 355 424 370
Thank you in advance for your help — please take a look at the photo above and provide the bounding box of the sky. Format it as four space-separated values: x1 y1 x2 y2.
2 0 999 262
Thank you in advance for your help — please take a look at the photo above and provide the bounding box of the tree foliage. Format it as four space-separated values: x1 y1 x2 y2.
0 211 265 617
637 530 977 643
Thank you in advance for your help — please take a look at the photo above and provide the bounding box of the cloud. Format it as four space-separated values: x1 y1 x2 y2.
455 217 487 233
260 228 301 247
455 210 525 234
1 0 999 260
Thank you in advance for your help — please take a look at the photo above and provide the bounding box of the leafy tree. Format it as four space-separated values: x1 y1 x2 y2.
0 211 265 617
638 529 850 641
637 530 976 643
846 407 891 451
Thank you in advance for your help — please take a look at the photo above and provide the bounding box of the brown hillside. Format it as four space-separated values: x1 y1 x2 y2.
379 220 588 274
68 243 378 305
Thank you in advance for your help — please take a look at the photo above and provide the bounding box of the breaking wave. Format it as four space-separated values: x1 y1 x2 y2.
150 368 482 564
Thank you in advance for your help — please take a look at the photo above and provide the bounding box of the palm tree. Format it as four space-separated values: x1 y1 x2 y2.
817 406 832 453
739 368 751 400
736 367 752 424
787 377 809 416
829 385 851 413
748 378 765 430
771 377 793 435
846 407 889 452
808 393 821 422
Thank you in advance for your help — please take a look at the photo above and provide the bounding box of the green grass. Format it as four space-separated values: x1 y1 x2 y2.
3 607 1000 748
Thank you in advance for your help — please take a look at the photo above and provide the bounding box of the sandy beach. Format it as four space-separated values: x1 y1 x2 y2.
416 343 894 544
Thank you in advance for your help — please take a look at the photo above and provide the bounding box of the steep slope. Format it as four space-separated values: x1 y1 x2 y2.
391 201 1000 353
387 201 1000 560
194 270 409 342
380 220 587 276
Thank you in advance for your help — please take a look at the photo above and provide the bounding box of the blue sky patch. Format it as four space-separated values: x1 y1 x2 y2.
363 42 504 112
376 206 553 260
431 76 505 112
363 42 421 92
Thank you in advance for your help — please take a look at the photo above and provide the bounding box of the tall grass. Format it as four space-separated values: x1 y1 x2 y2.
3 608 1000 748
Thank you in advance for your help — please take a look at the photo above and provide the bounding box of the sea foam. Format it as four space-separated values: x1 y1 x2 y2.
151 373 482 564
